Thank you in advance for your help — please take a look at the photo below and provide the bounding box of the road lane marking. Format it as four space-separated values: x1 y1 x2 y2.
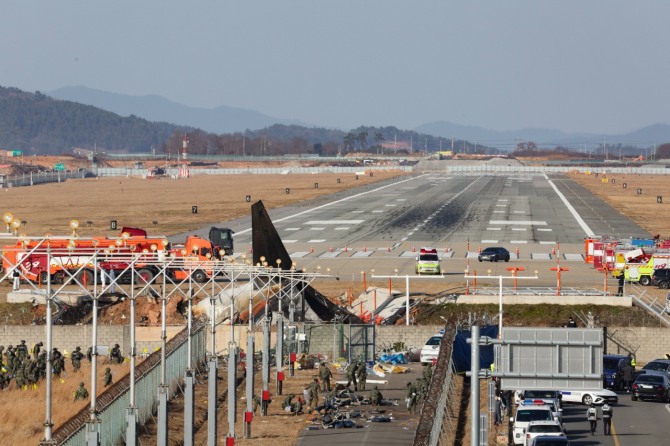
489 220 547 225
304 220 364 225
612 420 620 446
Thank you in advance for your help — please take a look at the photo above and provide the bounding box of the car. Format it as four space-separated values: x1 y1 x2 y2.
531 436 570 446
641 359 670 379
652 268 670 289
559 388 618 406
522 420 566 446
517 390 563 408
478 247 511 262
518 398 563 424
631 373 670 402
420 331 443 364
603 354 628 390
513 401 555 445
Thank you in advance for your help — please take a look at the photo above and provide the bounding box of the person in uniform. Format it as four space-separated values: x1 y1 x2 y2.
586 403 598 436
318 362 332 392
369 385 383 406
346 361 358 391
356 362 368 391
406 381 418 414
71 346 83 372
309 378 320 408
74 382 89 401
104 367 113 387
602 402 613 435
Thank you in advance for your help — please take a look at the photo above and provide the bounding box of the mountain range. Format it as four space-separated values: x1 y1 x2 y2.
49 86 670 149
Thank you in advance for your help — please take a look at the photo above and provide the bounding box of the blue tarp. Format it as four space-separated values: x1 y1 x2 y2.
378 353 407 364
452 326 499 373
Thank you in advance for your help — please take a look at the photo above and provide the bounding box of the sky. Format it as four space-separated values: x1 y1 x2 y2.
2 1 669 135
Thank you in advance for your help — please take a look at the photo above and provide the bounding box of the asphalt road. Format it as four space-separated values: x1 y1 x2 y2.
558 390 670 446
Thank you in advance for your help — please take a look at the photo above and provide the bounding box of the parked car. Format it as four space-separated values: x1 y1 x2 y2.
640 359 670 379
631 373 670 402
420 330 444 365
559 388 618 406
652 268 670 289
522 420 566 446
478 247 511 262
603 354 628 390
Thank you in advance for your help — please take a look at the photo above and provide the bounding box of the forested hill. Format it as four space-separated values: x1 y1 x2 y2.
0 86 476 156
0 86 189 154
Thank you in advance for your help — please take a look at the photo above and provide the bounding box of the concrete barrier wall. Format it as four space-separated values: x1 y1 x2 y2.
3 323 668 364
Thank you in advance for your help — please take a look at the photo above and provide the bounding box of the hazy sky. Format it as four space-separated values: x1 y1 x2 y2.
2 1 669 134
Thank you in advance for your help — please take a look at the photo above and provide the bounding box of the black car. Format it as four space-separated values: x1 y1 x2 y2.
603 354 628 390
478 247 510 262
631 373 670 402
652 268 670 289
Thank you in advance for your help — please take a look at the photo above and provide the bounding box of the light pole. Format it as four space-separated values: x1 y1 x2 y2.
464 271 538 337
371 270 446 326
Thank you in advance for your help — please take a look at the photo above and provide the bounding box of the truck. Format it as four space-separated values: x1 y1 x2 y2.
2 228 169 285
622 254 670 286
2 226 235 285
415 247 441 275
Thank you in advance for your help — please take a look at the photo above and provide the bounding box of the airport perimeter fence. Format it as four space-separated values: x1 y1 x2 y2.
52 316 208 446
413 323 458 446
0 170 88 188
445 164 670 175
95 165 413 177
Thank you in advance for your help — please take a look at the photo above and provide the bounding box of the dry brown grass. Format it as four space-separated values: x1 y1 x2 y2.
568 171 670 237
1 170 405 237
0 359 129 445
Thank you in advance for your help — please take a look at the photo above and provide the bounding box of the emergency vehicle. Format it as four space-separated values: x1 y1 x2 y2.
415 247 441 275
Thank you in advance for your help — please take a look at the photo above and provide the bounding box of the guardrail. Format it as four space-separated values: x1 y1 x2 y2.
52 317 208 445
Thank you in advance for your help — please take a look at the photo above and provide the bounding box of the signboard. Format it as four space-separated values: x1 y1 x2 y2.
497 328 603 391
54 163 66 171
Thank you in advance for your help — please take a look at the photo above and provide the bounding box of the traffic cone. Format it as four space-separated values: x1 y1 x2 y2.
363 244 367 252
412 246 416 252
310 246 314 253
387 246 391 253
552 247 556 255
329 246 333 252
478 247 482 254
344 245 348 252
248 246 253 253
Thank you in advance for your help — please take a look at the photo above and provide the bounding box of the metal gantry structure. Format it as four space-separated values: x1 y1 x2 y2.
0 223 326 446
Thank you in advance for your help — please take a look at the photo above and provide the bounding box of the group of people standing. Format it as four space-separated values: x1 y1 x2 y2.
0 340 118 397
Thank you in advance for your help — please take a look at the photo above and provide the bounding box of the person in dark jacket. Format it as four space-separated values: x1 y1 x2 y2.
622 362 636 392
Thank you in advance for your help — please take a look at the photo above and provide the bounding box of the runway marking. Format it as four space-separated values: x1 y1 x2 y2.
304 220 364 225
493 211 505 213
400 237 408 241
489 220 547 225
385 204 396 207
497 199 508 202
352 210 364 213
308 239 326 243
352 251 373 257
309 227 325 231
482 239 498 243
495 204 507 207
564 253 584 261
291 252 310 258
539 241 556 245
372 210 384 213
487 228 502 231
229 175 425 236
512 228 526 231
335 227 349 230
401 251 418 257
285 227 301 231
532 253 552 259
537 228 553 232
513 211 525 214
282 240 297 243
510 240 528 244
396 198 407 201
544 173 595 237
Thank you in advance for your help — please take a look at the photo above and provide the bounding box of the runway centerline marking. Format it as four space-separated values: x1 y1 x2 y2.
544 173 595 236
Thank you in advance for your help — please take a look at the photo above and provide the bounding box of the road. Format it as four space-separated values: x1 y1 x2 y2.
560 391 670 445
